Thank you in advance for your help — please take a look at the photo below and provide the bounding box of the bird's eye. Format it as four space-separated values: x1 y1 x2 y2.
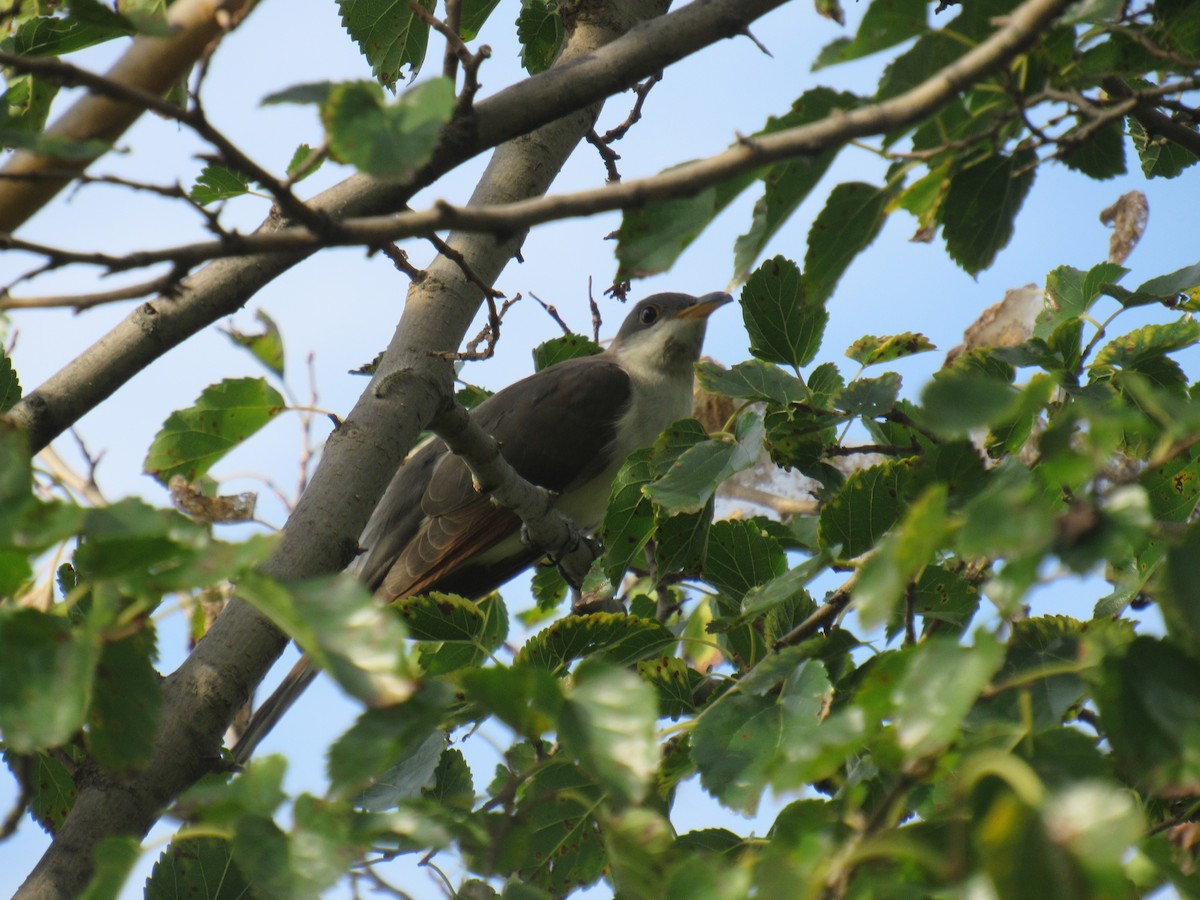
639 306 659 325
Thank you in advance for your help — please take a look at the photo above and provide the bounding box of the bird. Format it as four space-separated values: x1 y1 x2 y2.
231 290 732 761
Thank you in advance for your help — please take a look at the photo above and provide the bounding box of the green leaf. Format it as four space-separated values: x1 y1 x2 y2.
616 170 757 281
600 448 657 584
0 608 100 752
515 613 676 670
222 309 285 377
695 359 808 405
741 256 827 368
908 564 980 629
845 332 936 366
460 663 561 737
920 370 1020 436
189 164 252 205
732 89 858 279
322 77 455 180
238 572 415 708
10 748 79 834
0 348 22 412
818 458 916 559
891 633 1004 758
397 592 507 677
285 143 324 181
516 0 564 74
941 149 1037 275
636 655 706 718
422 747 474 810
80 836 141 900
646 414 764 513
1060 119 1127 179
87 627 162 773
1129 117 1199 179
1093 317 1200 368
854 484 951 629
1036 262 1127 338
702 520 788 602
337 0 433 87
1095 636 1200 793
460 0 502 39
143 377 286 485
834 371 901 417
146 837 253 900
532 333 603 371
326 684 451 799
812 0 928 69
804 182 890 305
558 660 658 804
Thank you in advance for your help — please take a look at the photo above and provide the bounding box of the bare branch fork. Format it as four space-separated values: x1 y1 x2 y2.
3 0 1081 276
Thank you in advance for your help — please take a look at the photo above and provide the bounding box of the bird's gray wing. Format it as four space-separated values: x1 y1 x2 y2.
361 355 633 601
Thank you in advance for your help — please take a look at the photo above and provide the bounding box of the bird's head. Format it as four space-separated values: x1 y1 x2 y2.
608 291 732 377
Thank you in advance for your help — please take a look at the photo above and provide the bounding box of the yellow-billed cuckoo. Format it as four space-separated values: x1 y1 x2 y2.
232 291 731 761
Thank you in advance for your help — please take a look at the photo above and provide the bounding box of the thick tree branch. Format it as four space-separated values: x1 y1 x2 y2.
6 0 1077 273
0 0 258 232
5 0 790 454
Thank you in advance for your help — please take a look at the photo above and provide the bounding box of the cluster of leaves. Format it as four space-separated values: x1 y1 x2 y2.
9 241 1200 897
616 0 1200 286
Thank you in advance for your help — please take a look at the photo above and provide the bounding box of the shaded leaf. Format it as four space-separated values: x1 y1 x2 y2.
337 0 433 87
845 332 935 366
189 164 251 205
812 0 929 69
532 333 603 371
818 458 916 559
222 310 285 377
516 613 676 670
516 0 564 74
804 182 890 304
145 837 253 900
941 149 1037 275
702 520 788 602
695 359 808 405
646 414 764 513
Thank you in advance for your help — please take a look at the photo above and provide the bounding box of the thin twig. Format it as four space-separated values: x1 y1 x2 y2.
529 291 574 335
380 244 427 282
0 271 183 311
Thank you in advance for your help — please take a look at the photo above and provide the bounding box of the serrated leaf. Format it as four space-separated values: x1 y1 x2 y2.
695 359 808 405
600 449 656 584
702 520 788 602
516 0 564 74
422 747 474 810
804 182 890 305
515 613 676 671
460 0 502 39
399 592 507 677
143 377 286 485
532 333 603 371
145 837 253 900
741 256 827 368
846 332 935 366
818 458 916 559
0 349 21 411
189 164 251 205
636 656 705 718
322 77 455 180
358 729 447 810
646 415 764 513
941 150 1037 275
558 660 658 804
460 664 562 737
285 142 324 181
1093 317 1200 368
1061 119 1127 179
1036 262 1127 338
338 0 433 87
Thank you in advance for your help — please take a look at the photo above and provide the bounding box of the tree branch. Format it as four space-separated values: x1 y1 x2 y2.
8 0 1076 274
13 2 671 896
5 0 792 454
0 0 259 232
